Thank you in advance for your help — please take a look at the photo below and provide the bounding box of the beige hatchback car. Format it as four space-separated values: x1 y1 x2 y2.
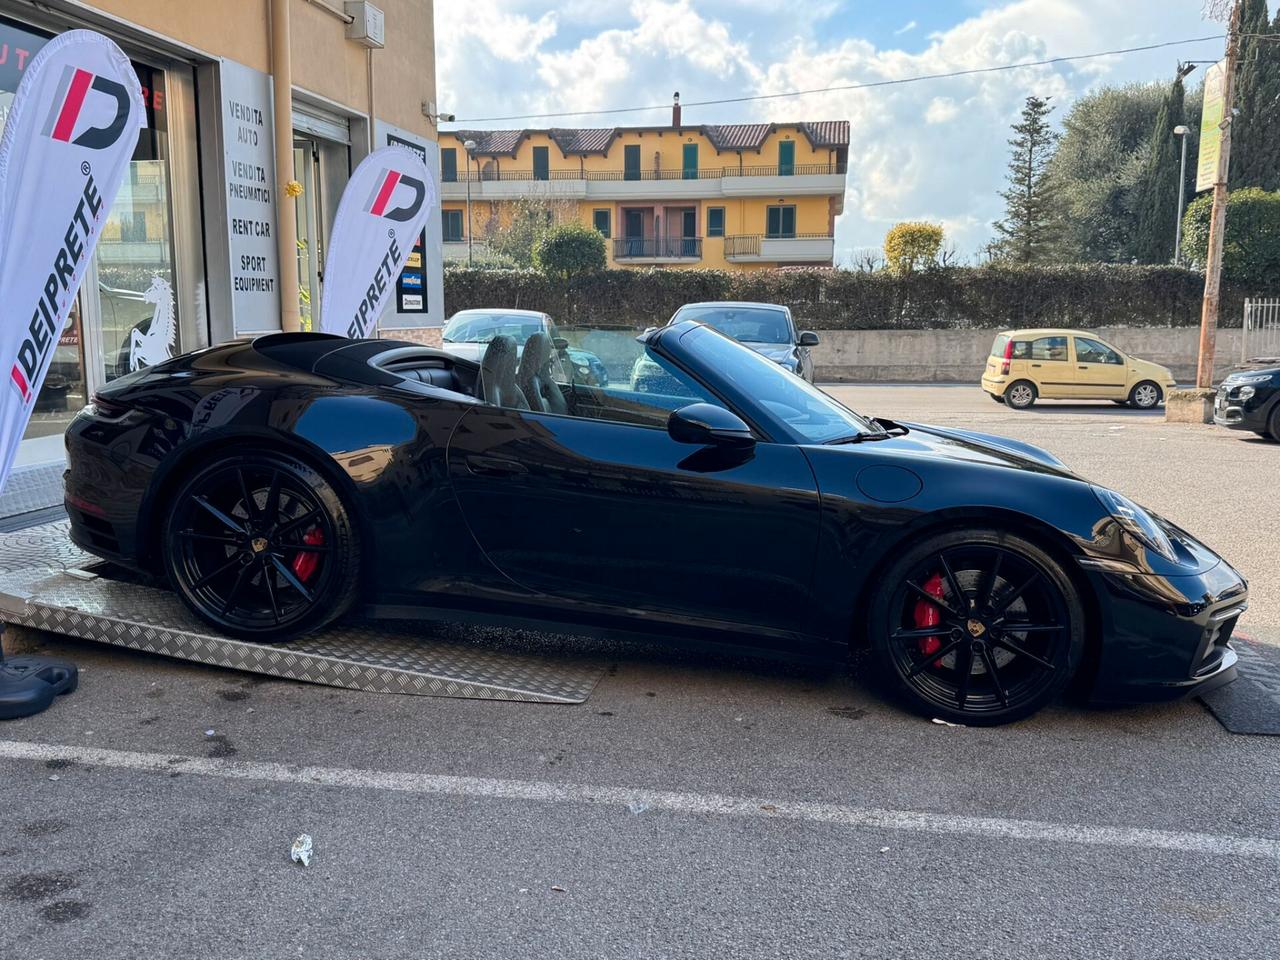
981 328 1178 410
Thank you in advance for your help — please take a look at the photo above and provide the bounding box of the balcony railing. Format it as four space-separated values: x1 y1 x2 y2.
442 162 847 184
724 234 836 261
613 236 703 259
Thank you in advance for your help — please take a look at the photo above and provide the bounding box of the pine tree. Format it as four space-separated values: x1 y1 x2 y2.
1133 75 1188 263
993 96 1061 263
1228 0 1280 190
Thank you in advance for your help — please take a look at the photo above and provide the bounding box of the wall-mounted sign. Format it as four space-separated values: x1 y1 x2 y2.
375 120 444 327
219 59 280 332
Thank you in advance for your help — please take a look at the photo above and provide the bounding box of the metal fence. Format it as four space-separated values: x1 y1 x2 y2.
1243 298 1280 361
443 162 847 184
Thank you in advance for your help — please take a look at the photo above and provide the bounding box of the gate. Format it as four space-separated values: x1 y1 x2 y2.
1243 298 1280 361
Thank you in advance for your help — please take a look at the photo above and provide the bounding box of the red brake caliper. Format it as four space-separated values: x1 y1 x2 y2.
290 526 325 582
913 572 945 663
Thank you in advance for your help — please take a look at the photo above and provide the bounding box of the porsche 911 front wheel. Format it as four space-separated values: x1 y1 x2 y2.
162 452 361 642
869 530 1084 725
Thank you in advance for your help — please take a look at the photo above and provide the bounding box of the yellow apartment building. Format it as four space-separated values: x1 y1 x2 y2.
438 107 848 271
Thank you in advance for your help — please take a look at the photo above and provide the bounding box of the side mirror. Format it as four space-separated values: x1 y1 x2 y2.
797 331 820 347
667 403 755 448
552 337 570 351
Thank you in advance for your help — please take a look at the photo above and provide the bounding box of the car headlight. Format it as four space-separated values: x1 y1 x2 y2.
1238 385 1256 400
1092 487 1176 562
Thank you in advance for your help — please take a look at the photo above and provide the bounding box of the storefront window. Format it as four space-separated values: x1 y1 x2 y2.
98 62 181 383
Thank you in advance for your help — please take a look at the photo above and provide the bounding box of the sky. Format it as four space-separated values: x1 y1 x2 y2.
435 1 1263 262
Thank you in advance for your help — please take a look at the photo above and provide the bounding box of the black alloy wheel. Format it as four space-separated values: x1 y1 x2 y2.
870 530 1084 725
162 452 361 641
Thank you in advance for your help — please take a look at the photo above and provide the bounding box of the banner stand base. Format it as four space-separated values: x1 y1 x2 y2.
0 649 79 720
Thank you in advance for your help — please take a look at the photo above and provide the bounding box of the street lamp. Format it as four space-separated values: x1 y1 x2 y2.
1173 124 1191 266
463 138 477 266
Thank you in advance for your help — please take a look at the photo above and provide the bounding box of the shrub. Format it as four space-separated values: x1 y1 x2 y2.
533 223 607 280
884 222 944 274
444 263 1266 330
1180 187 1280 289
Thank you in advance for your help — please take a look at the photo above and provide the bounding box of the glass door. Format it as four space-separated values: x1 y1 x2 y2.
293 137 322 331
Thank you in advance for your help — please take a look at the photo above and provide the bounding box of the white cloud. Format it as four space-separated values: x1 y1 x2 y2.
894 20 918 36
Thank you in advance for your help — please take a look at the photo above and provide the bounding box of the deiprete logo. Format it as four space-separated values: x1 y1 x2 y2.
364 168 425 222
41 65 130 149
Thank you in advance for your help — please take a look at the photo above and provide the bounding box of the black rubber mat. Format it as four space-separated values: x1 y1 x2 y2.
1200 636 1280 735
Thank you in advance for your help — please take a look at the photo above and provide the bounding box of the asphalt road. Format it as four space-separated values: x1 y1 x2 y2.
2 385 1277 960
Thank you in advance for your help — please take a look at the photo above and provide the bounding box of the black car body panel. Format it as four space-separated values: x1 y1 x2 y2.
1214 365 1280 436
64 323 1247 705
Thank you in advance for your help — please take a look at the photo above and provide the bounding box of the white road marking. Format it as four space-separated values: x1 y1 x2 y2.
2 738 1277 860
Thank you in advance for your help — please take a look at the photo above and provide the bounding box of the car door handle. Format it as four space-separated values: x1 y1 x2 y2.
465 454 528 477
1078 365 1088 369
1031 363 1042 368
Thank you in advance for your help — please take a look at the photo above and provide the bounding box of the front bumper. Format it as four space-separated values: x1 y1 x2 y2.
1086 558 1247 703
1213 383 1272 431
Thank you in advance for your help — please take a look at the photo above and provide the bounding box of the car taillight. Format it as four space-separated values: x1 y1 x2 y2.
1001 339 1014 376
86 394 131 419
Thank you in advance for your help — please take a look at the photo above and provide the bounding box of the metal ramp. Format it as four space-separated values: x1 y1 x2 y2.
0 522 604 704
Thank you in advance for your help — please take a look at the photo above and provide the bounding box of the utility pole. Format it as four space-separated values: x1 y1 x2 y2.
1196 0 1243 389
1173 125 1190 265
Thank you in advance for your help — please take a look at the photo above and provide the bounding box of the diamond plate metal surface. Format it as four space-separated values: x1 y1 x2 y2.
0 522 603 703
0 461 65 520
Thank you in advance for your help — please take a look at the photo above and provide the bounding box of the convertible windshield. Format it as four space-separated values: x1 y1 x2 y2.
679 324 876 443
443 312 549 344
673 306 792 344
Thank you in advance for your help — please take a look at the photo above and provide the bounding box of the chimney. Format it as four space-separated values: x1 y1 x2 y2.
672 91 681 128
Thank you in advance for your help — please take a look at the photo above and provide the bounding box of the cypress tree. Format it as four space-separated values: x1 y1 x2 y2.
1228 0 1280 189
1134 75 1187 263
993 96 1061 263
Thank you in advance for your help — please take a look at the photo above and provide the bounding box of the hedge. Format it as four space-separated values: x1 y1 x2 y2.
443 263 1268 330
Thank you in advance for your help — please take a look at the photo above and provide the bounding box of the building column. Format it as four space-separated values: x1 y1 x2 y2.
270 0 301 332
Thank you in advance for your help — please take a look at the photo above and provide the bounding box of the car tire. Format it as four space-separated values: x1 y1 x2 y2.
1005 380 1037 410
162 451 361 642
1268 404 1280 441
868 529 1085 726
1129 381 1162 409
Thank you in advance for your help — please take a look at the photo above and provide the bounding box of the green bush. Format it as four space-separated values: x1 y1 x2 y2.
884 222 944 274
1180 188 1280 289
445 263 1264 330
533 223 607 280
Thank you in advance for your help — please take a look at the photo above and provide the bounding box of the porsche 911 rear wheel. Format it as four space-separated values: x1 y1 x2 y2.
869 530 1084 725
162 452 361 641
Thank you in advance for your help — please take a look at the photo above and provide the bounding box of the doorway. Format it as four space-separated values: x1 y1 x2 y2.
292 132 350 330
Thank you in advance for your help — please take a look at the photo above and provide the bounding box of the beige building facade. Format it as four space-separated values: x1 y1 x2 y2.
1 0 440 456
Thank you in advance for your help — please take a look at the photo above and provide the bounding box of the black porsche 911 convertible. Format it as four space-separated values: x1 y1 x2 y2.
64 319 1247 724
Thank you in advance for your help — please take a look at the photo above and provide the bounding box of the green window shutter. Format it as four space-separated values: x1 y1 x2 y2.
624 145 641 180
441 148 457 183
593 209 611 238
532 146 549 181
783 206 796 237
766 206 780 237
442 210 463 242
707 207 724 237
682 143 698 180
779 140 795 176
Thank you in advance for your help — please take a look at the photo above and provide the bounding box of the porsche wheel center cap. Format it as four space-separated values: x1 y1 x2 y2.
250 537 270 554
966 619 986 638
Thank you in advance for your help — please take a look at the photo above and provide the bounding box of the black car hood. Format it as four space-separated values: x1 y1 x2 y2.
874 421 1076 478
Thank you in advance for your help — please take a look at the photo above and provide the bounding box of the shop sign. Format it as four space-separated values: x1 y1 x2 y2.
374 121 444 327
219 59 280 331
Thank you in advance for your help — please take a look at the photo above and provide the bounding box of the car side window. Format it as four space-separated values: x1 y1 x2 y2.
567 348 728 431
1030 336 1068 361
1075 337 1122 364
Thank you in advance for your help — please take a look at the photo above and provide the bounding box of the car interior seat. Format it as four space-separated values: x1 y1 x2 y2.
517 332 568 414
479 335 530 410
